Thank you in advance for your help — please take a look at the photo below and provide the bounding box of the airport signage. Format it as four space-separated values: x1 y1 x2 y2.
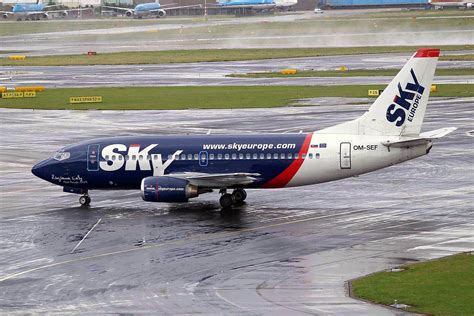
69 96 103 104
1 92 37 99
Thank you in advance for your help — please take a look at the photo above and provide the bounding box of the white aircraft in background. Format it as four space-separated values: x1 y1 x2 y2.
103 0 201 18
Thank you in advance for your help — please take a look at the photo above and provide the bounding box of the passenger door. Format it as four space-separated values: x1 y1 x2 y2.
87 144 100 171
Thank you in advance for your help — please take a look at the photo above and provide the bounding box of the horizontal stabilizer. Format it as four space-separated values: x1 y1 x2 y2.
420 127 457 139
382 127 456 148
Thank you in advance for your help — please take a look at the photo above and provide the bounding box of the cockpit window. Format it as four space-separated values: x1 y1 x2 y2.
52 151 70 161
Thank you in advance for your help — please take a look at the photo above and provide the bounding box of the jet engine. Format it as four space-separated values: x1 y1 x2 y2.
125 10 133 17
157 9 166 17
141 176 198 203
2 13 8 19
42 12 49 19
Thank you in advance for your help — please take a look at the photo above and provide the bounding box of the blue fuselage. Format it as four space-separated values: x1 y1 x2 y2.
32 134 309 191
135 2 161 12
219 0 274 6
12 3 44 13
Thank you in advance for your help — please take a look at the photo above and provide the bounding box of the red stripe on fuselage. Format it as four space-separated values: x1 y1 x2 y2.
263 133 312 188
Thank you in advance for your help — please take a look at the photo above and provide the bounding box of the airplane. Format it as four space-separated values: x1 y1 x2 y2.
102 0 202 18
429 0 473 9
32 48 456 209
214 0 297 11
1 0 89 21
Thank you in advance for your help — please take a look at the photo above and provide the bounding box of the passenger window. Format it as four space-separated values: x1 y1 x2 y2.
194 154 198 160
225 154 230 160
139 155 143 161
111 155 116 161
105 155 110 160
246 153 251 159
266 153 271 159
187 154 192 160
168 154 172 160
302 154 306 159
125 155 129 161
295 153 299 159
232 153 237 160
253 153 258 159
288 153 292 159
181 154 186 160
260 153 265 160
273 153 278 159
210 154 215 160
118 155 123 161
316 153 321 159
309 153 313 159
146 155 151 160
218 154 222 160
281 153 285 159
239 153 244 159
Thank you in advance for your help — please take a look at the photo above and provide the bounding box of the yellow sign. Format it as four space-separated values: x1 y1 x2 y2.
8 55 26 60
15 86 45 92
280 69 297 75
69 96 103 104
338 65 349 72
1 92 26 98
368 90 379 96
430 85 437 93
0 86 6 93
24 91 36 98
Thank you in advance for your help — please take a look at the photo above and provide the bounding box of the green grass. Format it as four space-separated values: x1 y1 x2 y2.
0 85 472 110
0 18 201 36
229 68 474 78
441 54 474 61
352 253 474 316
0 45 472 66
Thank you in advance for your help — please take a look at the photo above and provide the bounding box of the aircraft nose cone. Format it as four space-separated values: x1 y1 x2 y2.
31 159 51 181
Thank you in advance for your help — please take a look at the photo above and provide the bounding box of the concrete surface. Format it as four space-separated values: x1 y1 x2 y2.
0 97 472 314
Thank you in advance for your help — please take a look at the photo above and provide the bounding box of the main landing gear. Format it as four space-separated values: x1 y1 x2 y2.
219 188 247 209
79 193 91 206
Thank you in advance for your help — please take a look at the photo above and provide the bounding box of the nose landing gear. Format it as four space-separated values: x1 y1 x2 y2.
79 194 91 206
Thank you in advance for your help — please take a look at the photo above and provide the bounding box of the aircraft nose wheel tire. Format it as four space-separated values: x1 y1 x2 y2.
232 188 247 203
219 193 234 209
79 195 91 206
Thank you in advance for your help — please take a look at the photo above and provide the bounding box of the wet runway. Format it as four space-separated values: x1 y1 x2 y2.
1 52 473 88
1 97 473 314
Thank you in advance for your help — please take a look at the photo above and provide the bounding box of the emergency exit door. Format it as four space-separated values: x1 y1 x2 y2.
340 142 351 169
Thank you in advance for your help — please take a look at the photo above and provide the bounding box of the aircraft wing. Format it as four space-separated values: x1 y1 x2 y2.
102 6 134 12
382 127 457 148
0 11 13 15
168 172 260 187
149 4 202 11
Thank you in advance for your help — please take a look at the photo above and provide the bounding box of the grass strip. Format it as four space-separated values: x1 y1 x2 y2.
0 46 471 66
228 68 474 78
0 84 472 110
351 253 474 316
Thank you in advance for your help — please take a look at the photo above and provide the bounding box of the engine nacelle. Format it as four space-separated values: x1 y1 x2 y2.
125 10 133 17
3 13 8 19
141 176 198 203
61 10 68 17
42 12 49 19
157 9 166 17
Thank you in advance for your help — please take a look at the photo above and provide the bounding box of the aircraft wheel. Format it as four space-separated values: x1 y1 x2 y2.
219 193 233 209
232 188 247 203
17 17 22 21
79 195 91 206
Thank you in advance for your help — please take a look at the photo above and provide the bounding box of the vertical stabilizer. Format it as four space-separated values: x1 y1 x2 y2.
320 48 440 137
